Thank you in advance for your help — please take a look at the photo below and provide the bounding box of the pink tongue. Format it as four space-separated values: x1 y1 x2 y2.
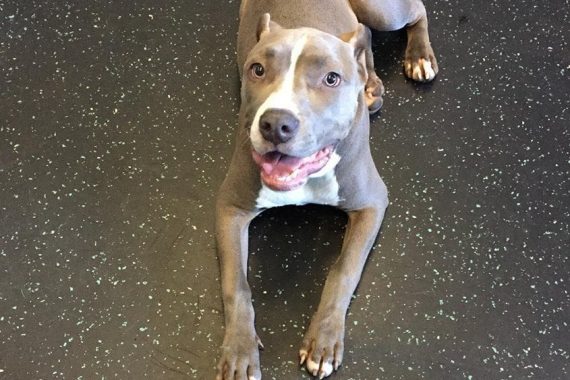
256 151 306 176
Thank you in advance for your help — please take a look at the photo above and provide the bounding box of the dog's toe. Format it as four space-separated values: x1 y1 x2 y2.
406 57 436 82
319 361 334 379
304 356 334 379
365 73 384 114
404 38 438 83
299 313 344 378
216 332 261 380
306 356 320 376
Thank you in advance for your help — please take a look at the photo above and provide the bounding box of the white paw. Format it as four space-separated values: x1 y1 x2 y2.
405 57 436 82
300 349 336 379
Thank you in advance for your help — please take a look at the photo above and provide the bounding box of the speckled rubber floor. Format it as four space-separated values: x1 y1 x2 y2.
1 1 568 379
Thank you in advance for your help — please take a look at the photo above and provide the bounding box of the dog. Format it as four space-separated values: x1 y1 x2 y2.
215 0 438 378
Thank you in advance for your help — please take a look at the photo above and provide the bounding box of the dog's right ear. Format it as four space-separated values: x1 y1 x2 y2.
256 13 281 41
339 24 370 82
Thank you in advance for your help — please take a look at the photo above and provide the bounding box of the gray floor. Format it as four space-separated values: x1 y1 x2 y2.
1 0 568 379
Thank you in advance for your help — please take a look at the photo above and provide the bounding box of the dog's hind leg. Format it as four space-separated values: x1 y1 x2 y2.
349 0 438 82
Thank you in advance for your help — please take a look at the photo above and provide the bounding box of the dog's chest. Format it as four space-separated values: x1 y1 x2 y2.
255 153 341 209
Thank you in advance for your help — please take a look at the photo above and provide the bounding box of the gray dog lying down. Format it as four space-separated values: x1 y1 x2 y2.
215 0 438 379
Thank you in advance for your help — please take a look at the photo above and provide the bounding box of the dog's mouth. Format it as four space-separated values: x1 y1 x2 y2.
252 145 335 191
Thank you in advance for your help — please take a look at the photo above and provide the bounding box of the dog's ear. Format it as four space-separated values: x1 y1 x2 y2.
256 13 282 41
340 24 370 81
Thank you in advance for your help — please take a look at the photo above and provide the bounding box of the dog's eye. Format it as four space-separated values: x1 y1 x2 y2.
251 63 265 78
323 72 341 87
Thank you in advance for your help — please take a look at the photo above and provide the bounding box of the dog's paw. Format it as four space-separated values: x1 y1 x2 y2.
365 73 385 114
299 312 345 379
216 332 263 380
404 44 438 82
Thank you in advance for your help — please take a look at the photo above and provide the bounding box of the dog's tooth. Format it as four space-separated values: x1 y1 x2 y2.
276 169 298 182
285 169 299 180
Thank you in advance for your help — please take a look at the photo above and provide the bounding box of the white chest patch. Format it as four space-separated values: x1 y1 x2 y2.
255 153 341 209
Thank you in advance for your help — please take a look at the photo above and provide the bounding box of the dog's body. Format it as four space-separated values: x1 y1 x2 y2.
216 1 437 378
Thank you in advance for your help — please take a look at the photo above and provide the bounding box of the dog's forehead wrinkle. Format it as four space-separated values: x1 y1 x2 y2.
253 35 308 69
296 39 354 77
301 52 330 69
299 53 346 75
263 46 278 59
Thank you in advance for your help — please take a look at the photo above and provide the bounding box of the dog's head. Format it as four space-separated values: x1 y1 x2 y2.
242 14 369 191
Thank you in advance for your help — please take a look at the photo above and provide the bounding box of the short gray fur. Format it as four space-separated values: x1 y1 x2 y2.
215 0 438 379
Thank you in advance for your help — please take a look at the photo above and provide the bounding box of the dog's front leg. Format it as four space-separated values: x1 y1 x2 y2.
299 205 386 379
215 204 261 380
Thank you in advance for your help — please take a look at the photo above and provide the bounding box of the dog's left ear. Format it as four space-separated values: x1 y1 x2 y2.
257 13 282 41
340 24 370 82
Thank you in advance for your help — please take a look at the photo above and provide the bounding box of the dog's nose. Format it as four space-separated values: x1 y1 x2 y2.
259 109 300 145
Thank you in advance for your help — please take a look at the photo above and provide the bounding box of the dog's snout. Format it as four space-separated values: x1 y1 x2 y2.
259 109 300 145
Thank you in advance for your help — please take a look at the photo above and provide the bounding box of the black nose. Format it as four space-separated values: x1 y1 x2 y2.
259 109 300 145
